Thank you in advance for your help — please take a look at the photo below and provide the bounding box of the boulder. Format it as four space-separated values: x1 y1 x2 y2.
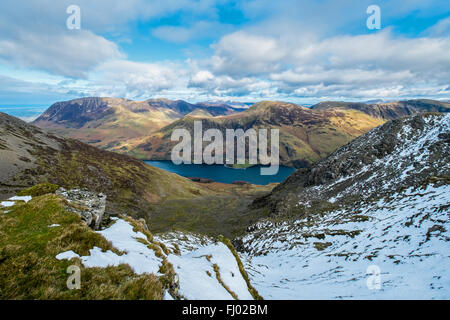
56 188 106 230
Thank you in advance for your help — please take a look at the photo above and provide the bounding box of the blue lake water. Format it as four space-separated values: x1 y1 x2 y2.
144 160 296 185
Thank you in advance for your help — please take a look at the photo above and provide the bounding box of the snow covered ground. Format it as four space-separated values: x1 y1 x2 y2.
0 195 32 207
240 184 450 299
57 219 254 300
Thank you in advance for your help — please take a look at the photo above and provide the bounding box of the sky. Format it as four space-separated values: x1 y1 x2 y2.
0 0 449 106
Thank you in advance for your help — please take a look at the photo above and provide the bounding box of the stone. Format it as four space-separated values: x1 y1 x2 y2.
56 187 106 230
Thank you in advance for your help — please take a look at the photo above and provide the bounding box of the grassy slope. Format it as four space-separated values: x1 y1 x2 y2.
147 182 275 238
0 185 265 300
0 193 164 299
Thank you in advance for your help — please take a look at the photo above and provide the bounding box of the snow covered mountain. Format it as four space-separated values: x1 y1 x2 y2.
236 113 450 299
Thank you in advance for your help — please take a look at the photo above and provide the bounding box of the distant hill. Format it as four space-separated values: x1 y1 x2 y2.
311 99 450 119
122 100 386 167
32 97 241 151
32 97 450 168
185 108 214 118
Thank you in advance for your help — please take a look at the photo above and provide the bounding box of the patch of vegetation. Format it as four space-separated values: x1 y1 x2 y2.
347 215 370 222
213 263 238 300
426 175 450 186
324 229 362 238
147 185 274 238
218 235 263 300
302 232 326 240
313 242 332 251
0 194 164 299
17 183 59 197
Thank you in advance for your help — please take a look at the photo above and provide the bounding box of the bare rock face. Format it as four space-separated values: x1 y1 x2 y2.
56 188 106 230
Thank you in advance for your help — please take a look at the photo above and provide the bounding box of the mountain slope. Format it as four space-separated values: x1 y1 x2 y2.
0 188 261 300
122 101 386 167
252 113 450 215
235 113 450 299
32 97 240 151
240 181 450 299
0 111 209 217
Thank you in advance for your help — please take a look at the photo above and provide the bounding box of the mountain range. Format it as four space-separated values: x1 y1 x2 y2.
1 108 449 299
32 97 242 152
108 98 449 167
32 98 449 168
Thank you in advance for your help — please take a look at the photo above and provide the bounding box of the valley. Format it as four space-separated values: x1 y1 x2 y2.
1 102 449 300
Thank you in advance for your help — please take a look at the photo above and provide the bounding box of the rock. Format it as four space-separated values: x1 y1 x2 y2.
56 187 106 230
187 177 214 183
232 180 248 185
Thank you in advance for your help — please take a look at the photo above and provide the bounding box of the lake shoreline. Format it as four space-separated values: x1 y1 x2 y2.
144 160 296 185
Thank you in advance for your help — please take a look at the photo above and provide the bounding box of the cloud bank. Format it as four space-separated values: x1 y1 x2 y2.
0 0 449 103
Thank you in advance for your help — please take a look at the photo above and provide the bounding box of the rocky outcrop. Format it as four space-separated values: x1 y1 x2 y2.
56 188 106 230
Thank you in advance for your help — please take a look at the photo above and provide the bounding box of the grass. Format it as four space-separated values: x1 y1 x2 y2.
313 242 332 251
218 235 264 300
148 190 273 239
213 263 238 300
17 183 59 197
0 194 164 299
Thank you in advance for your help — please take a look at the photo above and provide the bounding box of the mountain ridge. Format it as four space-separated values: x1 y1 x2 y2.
119 99 412 167
32 97 241 151
31 98 450 168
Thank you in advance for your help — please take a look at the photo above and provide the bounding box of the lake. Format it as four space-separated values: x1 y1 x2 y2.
144 160 296 185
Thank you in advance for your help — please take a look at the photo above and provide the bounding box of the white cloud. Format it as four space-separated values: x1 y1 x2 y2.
210 31 287 76
186 28 450 100
0 0 222 78
0 30 123 78
87 60 188 100
0 0 449 102
424 17 450 37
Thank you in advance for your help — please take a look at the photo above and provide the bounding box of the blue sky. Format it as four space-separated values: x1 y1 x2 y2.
0 0 449 106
